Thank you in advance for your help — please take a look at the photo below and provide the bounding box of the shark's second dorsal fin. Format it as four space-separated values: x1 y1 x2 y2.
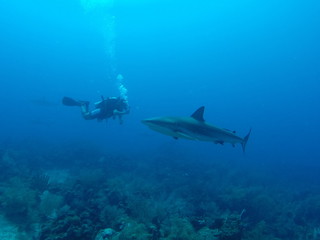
191 106 205 122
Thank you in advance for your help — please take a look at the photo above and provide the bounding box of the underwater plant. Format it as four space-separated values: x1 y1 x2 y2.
0 178 38 225
219 214 243 240
30 172 50 193
39 190 64 220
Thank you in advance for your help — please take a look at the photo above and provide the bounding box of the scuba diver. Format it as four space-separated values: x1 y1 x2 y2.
62 96 130 124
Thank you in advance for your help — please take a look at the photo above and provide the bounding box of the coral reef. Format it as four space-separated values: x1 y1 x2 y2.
0 142 320 240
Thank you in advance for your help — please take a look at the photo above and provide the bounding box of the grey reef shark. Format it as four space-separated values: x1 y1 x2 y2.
142 106 251 153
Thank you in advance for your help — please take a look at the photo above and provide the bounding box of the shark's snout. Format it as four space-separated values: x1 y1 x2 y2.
141 119 158 128
141 119 151 125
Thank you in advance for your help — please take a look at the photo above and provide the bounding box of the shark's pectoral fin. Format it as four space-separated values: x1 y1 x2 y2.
215 140 224 145
174 131 195 140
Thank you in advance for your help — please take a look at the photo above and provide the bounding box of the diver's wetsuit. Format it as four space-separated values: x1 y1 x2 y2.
81 97 130 123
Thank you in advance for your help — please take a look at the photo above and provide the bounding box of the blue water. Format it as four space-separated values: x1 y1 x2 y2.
1 0 320 238
1 0 319 163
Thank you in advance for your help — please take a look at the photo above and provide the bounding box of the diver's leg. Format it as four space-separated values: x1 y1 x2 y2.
80 102 94 120
84 108 100 120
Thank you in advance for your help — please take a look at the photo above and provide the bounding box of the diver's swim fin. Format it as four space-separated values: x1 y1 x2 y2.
62 97 81 107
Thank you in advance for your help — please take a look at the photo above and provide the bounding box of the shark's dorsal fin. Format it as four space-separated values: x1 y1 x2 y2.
191 106 205 122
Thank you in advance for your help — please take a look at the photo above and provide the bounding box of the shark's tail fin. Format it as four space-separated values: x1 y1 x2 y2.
241 128 252 153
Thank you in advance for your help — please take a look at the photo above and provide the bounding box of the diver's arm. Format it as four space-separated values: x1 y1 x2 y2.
113 108 130 116
113 106 129 124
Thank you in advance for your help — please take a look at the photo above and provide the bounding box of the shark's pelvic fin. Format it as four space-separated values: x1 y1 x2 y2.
191 106 205 122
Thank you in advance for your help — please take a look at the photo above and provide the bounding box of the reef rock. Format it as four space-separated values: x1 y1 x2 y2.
95 228 115 240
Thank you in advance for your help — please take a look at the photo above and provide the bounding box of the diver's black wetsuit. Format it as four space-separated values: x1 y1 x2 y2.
81 97 130 123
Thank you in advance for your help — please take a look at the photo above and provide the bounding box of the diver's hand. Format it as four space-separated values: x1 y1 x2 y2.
113 109 120 115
